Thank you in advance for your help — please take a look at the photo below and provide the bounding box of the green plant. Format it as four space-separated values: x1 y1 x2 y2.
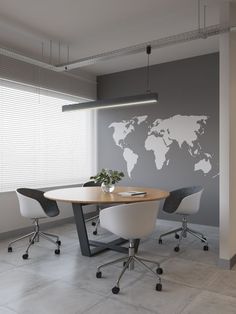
90 169 124 185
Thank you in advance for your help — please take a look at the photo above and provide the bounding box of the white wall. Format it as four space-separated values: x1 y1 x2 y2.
0 54 96 100
219 2 236 266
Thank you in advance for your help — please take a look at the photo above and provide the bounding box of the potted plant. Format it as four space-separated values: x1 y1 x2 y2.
90 169 124 193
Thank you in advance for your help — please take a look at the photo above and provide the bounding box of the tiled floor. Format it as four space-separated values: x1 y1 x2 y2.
0 219 235 314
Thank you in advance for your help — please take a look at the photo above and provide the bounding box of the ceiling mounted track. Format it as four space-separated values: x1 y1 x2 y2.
0 24 233 72
57 24 230 71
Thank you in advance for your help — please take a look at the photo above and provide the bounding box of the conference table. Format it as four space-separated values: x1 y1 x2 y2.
44 186 169 257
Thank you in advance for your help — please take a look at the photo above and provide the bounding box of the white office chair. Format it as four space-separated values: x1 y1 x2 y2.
96 200 163 294
8 188 61 260
158 186 208 252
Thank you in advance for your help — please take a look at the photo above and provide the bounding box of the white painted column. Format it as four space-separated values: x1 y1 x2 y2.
219 1 236 268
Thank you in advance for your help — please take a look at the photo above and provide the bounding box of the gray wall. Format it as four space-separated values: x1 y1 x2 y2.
97 53 219 226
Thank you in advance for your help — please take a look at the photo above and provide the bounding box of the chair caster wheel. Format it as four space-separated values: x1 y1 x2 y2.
55 249 60 255
8 247 12 253
96 271 102 278
91 222 96 226
158 239 162 244
175 234 180 239
93 230 97 235
56 240 61 246
112 286 120 294
174 246 180 252
156 267 163 275
123 261 127 267
156 283 162 291
22 253 28 260
203 245 209 251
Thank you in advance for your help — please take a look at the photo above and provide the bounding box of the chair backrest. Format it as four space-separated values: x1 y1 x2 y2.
16 188 59 219
100 200 160 240
162 186 203 215
82 181 101 210
83 181 101 187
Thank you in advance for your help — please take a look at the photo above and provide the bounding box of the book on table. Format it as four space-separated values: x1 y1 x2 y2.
117 191 147 197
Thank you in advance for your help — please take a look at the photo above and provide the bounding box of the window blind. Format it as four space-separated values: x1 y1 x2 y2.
0 79 95 192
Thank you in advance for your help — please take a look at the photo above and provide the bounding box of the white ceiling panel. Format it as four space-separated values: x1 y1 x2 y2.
0 0 233 75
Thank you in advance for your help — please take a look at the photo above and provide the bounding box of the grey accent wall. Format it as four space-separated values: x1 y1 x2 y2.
97 53 219 226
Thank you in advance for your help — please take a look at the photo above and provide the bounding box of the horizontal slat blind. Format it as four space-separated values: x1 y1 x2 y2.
0 79 94 192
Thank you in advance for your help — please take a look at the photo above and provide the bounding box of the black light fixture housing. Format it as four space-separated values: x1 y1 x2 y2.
62 45 157 112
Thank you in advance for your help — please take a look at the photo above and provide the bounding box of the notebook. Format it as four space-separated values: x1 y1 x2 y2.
117 191 147 197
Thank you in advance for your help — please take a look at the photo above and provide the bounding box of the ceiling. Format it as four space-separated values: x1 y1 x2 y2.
0 0 233 76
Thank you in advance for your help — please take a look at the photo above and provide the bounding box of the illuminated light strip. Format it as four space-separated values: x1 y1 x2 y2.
94 99 157 110
62 93 158 111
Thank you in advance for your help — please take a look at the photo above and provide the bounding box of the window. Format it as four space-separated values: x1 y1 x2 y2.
0 79 95 192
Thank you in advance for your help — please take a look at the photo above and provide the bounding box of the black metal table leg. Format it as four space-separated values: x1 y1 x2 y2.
72 203 140 257
134 239 140 253
89 238 128 253
72 203 92 256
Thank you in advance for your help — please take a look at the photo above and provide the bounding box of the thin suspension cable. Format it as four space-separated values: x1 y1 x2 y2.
198 0 201 33
204 5 207 30
67 45 69 63
65 44 70 71
58 41 61 64
41 42 44 61
49 40 52 65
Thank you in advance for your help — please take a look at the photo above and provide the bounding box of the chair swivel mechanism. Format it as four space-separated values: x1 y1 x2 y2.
8 188 61 260
96 200 163 294
158 186 209 252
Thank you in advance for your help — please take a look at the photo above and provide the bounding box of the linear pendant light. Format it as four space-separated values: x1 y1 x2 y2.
62 45 157 111
62 92 158 111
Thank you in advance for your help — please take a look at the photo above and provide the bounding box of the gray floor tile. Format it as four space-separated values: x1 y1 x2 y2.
177 243 219 266
0 220 223 314
0 261 15 274
0 307 18 314
83 298 157 314
110 276 200 314
138 236 193 258
37 233 78 249
161 257 218 289
17 253 84 280
181 291 236 314
60 257 144 296
0 243 62 267
206 269 236 298
0 268 52 306
8 281 104 314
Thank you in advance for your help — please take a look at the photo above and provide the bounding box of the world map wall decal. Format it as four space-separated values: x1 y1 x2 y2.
109 114 216 178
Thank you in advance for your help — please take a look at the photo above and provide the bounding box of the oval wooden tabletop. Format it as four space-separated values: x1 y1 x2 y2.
44 186 169 204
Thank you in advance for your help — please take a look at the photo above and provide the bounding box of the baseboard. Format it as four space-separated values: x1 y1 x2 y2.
218 254 236 269
0 217 75 241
